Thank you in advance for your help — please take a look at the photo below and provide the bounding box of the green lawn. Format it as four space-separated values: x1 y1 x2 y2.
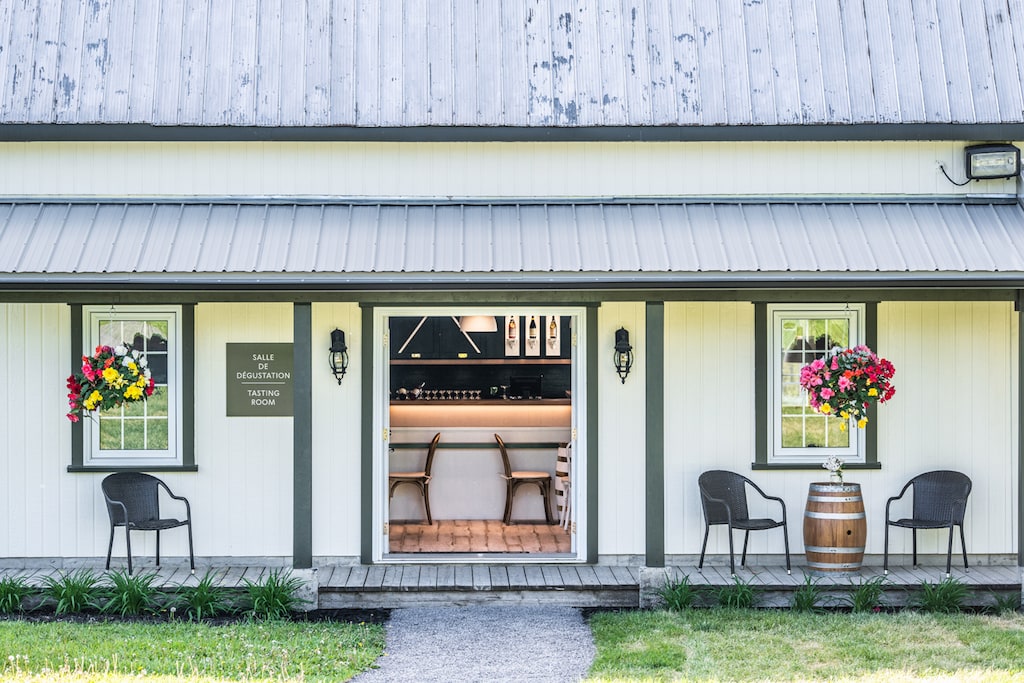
588 609 1024 682
0 619 384 682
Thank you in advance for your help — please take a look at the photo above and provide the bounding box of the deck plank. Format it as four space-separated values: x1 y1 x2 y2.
400 566 421 589
436 565 456 589
345 566 369 589
524 566 547 587
454 566 474 589
472 565 491 590
592 565 618 587
364 566 387 590
506 565 529 589
609 566 637 586
489 566 510 589
418 565 438 589
541 566 563 587
575 565 601 589
558 566 583 588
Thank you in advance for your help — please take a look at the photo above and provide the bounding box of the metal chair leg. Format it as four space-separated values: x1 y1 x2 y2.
698 526 710 570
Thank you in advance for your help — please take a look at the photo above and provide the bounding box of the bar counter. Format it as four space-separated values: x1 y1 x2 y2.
389 401 572 523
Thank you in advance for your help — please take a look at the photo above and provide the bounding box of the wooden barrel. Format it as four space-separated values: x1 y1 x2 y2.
803 482 867 575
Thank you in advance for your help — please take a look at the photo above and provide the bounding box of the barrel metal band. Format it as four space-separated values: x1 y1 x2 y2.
804 545 867 554
804 511 866 520
807 495 863 503
806 560 863 569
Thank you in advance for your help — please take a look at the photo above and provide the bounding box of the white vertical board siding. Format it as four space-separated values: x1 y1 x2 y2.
192 303 293 560
664 301 1018 559
310 302 362 559
597 302 646 557
877 301 1018 558
0 304 79 559
1 141 1017 199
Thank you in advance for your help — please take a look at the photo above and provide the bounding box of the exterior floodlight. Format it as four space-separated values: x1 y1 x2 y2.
965 144 1021 180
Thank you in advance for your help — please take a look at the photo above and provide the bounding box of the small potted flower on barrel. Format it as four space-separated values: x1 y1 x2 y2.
798 346 895 575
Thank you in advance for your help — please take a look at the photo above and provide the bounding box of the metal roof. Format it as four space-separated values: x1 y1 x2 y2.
3 0 1024 130
1 201 1022 287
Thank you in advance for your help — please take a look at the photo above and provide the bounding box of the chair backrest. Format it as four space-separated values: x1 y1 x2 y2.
101 472 162 523
494 434 512 478
423 432 442 476
698 470 751 524
909 470 972 523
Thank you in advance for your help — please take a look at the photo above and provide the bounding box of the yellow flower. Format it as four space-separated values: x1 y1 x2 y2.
127 361 139 377
124 385 143 400
840 410 849 420
858 417 869 429
868 387 878 397
83 390 102 410
102 367 120 384
820 404 831 414
136 376 147 388
839 422 847 432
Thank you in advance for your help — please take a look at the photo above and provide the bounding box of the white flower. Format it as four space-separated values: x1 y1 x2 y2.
114 344 128 356
822 456 844 473
139 356 148 368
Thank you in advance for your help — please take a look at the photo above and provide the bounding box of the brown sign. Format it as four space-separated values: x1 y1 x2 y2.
226 343 294 416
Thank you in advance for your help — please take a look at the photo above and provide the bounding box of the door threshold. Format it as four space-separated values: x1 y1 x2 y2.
381 552 580 564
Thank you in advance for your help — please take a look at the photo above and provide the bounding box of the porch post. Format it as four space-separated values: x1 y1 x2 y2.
1018 292 1023 568
646 302 665 568
293 303 313 568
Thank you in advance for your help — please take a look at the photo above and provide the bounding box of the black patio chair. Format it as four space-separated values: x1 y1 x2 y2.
883 470 972 577
698 470 791 576
101 472 195 575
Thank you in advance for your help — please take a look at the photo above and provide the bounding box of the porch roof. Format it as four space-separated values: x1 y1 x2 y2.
1 200 1023 289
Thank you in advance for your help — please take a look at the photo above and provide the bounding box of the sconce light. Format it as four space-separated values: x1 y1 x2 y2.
965 144 1020 180
613 327 633 384
329 328 349 385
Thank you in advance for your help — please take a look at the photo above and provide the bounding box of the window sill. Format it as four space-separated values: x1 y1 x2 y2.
751 462 881 471
68 465 198 473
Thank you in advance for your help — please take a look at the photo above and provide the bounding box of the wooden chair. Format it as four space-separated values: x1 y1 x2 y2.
495 433 554 525
101 472 195 575
698 470 790 576
883 470 972 577
389 432 441 524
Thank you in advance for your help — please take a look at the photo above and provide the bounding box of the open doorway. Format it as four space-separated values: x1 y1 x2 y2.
372 308 587 562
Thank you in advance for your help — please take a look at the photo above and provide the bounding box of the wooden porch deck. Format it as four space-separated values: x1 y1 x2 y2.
2 561 1019 610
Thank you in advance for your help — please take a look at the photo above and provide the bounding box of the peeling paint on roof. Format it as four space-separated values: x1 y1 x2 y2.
2 0 1024 128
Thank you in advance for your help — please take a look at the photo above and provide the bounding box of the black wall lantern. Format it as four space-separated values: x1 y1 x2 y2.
613 327 633 384
329 328 349 385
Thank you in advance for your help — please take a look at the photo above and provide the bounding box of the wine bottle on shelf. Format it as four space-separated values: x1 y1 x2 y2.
507 317 516 340
528 316 538 340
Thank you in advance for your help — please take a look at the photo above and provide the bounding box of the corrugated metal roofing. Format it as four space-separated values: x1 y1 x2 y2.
1 201 1022 286
2 0 1024 128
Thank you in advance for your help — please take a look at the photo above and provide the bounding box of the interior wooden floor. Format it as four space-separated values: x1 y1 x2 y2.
389 519 571 554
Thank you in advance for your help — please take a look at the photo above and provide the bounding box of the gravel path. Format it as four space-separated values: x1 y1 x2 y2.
352 605 596 682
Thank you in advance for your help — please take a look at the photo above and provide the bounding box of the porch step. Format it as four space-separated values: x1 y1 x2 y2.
316 564 641 608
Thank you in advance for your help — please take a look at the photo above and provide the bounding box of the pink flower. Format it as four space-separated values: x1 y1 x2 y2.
819 387 834 399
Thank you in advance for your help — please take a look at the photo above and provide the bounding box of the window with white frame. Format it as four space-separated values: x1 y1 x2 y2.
83 306 182 468
768 304 865 463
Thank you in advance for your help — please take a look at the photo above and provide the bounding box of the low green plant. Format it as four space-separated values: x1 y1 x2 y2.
657 573 701 611
714 575 757 609
244 569 305 620
174 570 233 620
844 575 887 613
0 575 34 613
40 568 104 614
791 574 825 612
916 575 971 613
987 591 1021 615
102 569 161 616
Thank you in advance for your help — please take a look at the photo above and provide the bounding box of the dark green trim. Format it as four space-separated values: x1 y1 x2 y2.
752 462 881 471
754 302 879 468
864 304 879 467
9 288 1019 306
1018 296 1024 567
69 304 84 469
753 303 768 467
292 303 313 568
181 304 196 469
585 305 599 564
4 122 1023 143
360 305 375 564
67 465 199 473
645 302 666 568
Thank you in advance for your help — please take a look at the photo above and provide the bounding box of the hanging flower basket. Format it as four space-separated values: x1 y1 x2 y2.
66 344 155 422
798 345 895 430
